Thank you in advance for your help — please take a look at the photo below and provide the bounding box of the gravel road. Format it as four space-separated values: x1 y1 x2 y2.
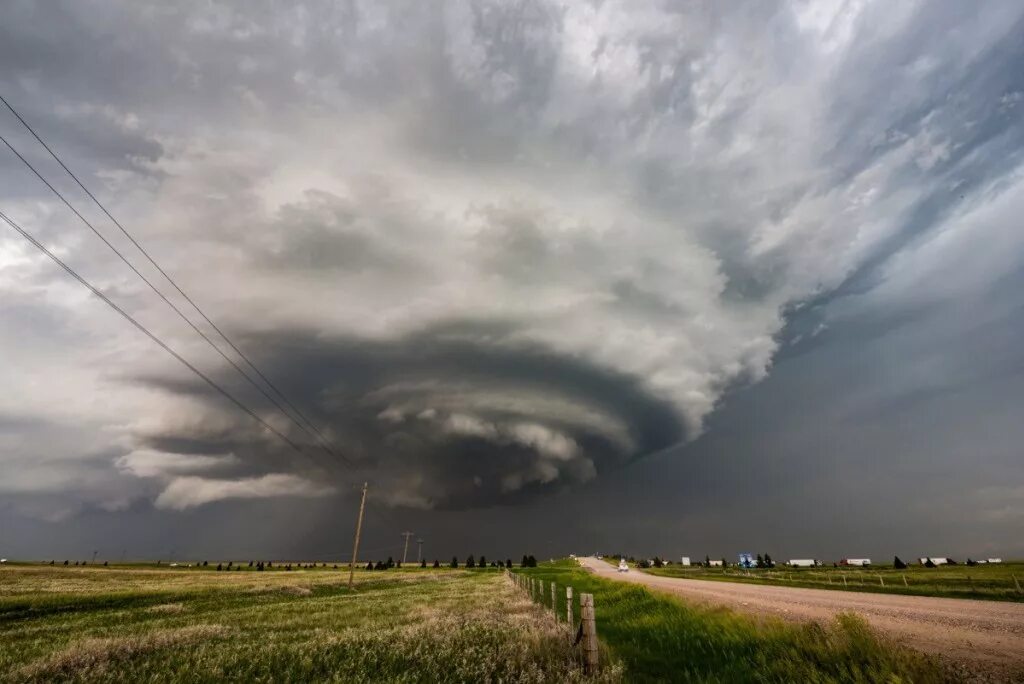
580 557 1024 679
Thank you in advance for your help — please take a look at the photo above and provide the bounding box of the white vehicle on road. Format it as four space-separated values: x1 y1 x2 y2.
618 559 629 572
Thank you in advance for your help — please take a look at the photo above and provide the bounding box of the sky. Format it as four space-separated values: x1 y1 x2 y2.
2 0 1024 564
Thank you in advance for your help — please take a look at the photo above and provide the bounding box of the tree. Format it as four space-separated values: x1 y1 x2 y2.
506 558 513 568
721 558 727 568
216 563 223 571
764 553 773 567
522 555 529 568
479 555 486 567
893 555 908 569
387 556 395 568
396 561 402 568
466 555 475 568
365 561 373 570
421 558 427 568
433 559 440 568
756 554 765 568
653 557 664 568
375 561 386 570
705 555 711 566
527 555 537 568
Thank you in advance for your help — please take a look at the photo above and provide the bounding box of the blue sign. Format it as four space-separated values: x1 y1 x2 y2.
738 553 754 568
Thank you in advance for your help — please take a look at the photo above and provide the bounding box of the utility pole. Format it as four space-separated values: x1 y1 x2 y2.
348 482 368 590
416 538 423 563
401 531 414 564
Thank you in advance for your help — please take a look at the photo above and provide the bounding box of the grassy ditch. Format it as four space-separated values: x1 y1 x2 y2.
0 564 610 683
513 560 955 683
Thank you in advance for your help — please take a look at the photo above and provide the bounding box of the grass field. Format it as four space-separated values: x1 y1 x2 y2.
514 560 956 683
640 561 1024 602
0 563 609 683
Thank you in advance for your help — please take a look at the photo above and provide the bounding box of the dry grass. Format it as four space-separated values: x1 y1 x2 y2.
13 625 230 681
1 565 616 683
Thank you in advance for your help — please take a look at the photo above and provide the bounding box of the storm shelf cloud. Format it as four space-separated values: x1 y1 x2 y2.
2 1 1024 557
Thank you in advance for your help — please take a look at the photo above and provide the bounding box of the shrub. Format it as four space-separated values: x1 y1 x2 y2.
420 559 426 568
433 559 440 568
451 556 458 569
478 555 486 567
466 555 475 568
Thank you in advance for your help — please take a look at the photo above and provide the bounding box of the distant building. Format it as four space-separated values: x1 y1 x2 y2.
788 559 818 567
680 556 691 566
839 558 871 566
918 557 949 565
987 558 1002 564
708 559 723 567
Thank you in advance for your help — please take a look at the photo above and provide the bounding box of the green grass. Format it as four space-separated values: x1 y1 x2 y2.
642 562 1024 602
514 560 956 683
0 564 607 683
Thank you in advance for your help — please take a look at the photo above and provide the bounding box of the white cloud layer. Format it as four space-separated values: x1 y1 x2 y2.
154 474 335 510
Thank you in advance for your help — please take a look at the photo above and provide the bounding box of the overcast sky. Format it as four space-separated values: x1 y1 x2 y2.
2 0 1024 563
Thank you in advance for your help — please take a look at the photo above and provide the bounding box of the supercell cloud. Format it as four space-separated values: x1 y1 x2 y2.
2 1 1024 522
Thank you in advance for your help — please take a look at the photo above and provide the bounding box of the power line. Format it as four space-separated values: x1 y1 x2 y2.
0 208 308 456
0 121 345 463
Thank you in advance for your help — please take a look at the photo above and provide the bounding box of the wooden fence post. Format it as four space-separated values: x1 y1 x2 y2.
842 574 847 587
566 586 573 628
1013 575 1022 594
903 574 908 588
879 574 885 588
580 593 599 674
551 581 557 619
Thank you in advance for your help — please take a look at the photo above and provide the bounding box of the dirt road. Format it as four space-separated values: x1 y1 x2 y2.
580 557 1024 677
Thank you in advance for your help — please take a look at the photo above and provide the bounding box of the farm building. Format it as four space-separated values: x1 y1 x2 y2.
839 558 871 566
788 559 818 567
708 559 723 567
919 557 949 565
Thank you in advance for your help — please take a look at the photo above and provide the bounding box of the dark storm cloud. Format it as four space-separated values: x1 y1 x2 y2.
129 322 684 510
3 0 1024 561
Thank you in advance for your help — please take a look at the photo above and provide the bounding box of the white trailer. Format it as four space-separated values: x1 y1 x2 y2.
788 559 817 567
842 558 871 566
680 556 691 566
987 558 1003 564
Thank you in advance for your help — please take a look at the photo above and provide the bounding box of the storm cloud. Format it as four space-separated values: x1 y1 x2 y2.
2 1 1024 558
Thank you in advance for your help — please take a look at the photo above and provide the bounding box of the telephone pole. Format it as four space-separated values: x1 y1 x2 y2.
348 482 368 589
416 538 424 563
401 531 414 564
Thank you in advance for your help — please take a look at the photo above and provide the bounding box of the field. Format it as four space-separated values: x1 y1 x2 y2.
641 561 1024 602
514 561 954 683
0 563 604 683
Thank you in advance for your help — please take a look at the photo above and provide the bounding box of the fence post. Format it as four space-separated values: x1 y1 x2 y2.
566 586 573 628
903 574 908 588
1013 575 1022 594
580 593 599 674
551 581 557 619
842 574 847 587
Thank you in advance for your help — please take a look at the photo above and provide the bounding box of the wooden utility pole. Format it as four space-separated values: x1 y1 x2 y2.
416 538 423 563
347 482 368 589
401 531 414 564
